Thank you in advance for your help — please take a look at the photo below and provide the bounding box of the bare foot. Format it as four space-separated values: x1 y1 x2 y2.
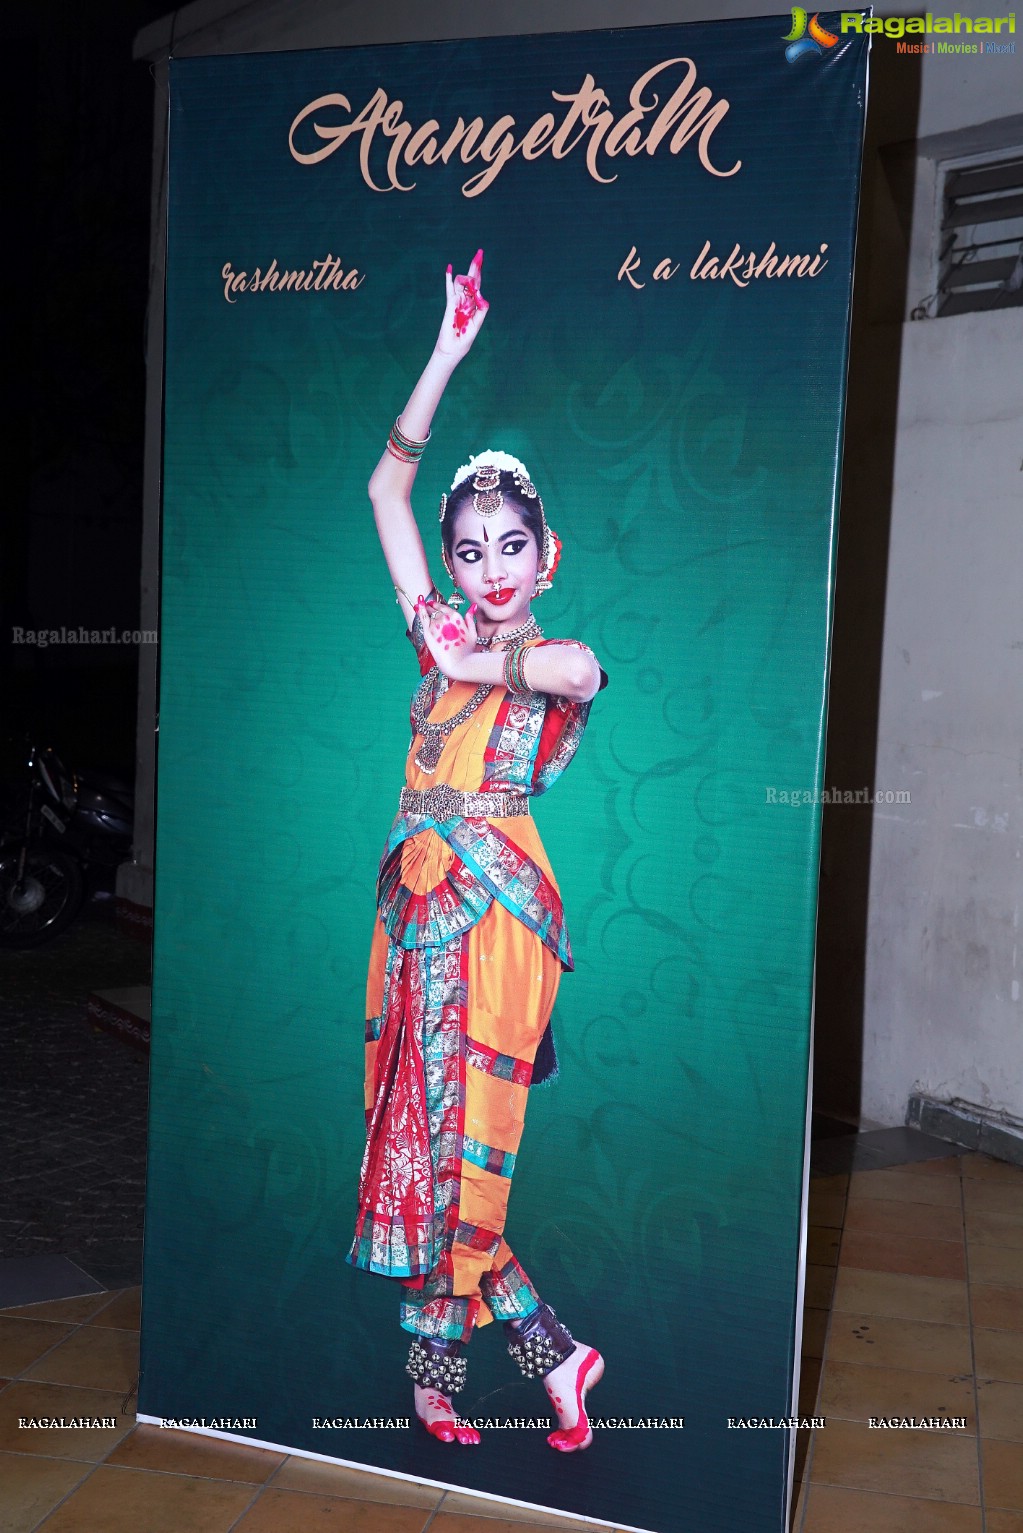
413 1384 480 1445
542 1341 604 1452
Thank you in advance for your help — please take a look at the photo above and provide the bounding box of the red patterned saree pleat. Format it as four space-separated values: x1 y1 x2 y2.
354 947 434 1275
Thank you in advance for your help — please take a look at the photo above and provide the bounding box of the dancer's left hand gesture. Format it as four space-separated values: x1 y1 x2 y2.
417 596 481 681
434 249 489 363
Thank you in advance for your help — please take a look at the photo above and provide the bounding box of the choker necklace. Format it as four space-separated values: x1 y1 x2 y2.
475 613 543 650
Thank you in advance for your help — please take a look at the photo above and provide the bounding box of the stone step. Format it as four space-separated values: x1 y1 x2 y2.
87 984 151 1051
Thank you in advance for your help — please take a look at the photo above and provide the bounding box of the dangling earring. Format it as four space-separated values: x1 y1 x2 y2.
448 588 465 608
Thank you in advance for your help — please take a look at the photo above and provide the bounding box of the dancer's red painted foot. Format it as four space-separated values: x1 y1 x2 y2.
544 1345 604 1452
413 1385 480 1445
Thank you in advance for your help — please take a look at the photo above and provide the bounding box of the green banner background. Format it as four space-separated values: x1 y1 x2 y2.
142 21 867 1531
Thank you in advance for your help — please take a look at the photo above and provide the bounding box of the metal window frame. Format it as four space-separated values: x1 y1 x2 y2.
935 146 1023 317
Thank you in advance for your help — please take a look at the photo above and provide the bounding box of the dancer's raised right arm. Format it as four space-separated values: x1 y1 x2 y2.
369 251 489 628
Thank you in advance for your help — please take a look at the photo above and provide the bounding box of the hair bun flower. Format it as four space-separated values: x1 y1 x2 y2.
546 530 563 582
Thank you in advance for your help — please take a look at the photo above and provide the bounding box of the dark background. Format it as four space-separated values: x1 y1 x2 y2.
5 1 169 780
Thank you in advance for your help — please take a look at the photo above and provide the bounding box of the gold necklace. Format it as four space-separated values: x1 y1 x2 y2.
474 613 543 649
411 681 491 773
410 616 544 772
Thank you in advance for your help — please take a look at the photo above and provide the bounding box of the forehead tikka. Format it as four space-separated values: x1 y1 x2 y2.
472 464 503 517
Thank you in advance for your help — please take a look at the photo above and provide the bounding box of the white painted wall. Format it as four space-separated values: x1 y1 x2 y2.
129 0 1023 1130
863 309 1023 1124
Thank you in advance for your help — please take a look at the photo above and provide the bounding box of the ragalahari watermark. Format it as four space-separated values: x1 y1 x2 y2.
766 786 911 806
12 627 157 649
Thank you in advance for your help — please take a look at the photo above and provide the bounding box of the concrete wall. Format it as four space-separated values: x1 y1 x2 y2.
863 309 1022 1124
812 23 1023 1129
129 0 1023 1128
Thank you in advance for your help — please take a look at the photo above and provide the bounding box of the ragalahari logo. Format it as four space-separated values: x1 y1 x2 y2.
783 9 841 61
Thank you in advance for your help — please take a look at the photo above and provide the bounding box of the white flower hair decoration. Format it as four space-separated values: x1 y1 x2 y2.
449 449 533 490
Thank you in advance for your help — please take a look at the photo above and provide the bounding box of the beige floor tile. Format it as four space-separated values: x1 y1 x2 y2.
977 1380 1023 1442
970 1244 1023 1290
0 1451 93 1533
809 1192 848 1229
437 1492 612 1529
972 1285 1023 1333
975 1328 1023 1385
105 1423 283 1482
24 1324 138 1392
0 1380 134 1460
809 1226 842 1266
429 1518 600 1533
0 1294 111 1325
811 1173 851 1197
790 1472 808 1532
985 1511 1023 1533
839 1230 966 1280
844 1198 964 1243
89 1288 141 1331
799 1482 981 1531
806 1264 837 1307
802 1307 830 1359
34 1463 256 1532
272 1457 443 1506
966 1211 1023 1250
960 1154 1021 1183
832 1268 968 1325
799 1358 823 1417
983 1436 1023 1511
232 1488 430 1531
0 1317 73 1378
848 1169 962 1208
898 1157 963 1178
808 1417 979 1502
963 1180 1023 1219
826 1313 972 1375
819 1361 974 1427
793 1423 813 1483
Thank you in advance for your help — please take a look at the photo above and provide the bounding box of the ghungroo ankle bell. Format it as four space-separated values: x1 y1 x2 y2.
406 1337 468 1395
505 1302 575 1380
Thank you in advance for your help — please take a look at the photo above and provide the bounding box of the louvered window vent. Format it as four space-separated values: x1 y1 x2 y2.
934 153 1023 317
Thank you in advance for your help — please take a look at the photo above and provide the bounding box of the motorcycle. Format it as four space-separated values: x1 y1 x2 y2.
0 743 134 947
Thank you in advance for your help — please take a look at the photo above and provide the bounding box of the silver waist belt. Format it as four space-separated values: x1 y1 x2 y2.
399 784 531 820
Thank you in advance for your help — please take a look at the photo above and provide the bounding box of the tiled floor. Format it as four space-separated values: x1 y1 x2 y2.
793 1148 1023 1533
0 1151 1019 1533
0 899 149 1288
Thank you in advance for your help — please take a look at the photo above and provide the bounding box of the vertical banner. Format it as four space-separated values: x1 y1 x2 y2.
142 17 867 1533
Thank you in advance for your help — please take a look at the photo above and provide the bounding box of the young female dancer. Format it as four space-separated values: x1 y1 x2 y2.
348 250 606 1452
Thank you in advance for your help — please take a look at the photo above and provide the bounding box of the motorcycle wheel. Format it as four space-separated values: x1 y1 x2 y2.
0 844 85 947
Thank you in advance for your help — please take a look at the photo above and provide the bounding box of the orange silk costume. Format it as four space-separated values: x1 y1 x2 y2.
347 601 603 1343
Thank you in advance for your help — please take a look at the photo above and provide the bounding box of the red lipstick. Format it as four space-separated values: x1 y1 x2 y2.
485 588 515 606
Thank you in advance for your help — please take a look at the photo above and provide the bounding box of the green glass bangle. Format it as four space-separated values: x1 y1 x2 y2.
392 417 431 451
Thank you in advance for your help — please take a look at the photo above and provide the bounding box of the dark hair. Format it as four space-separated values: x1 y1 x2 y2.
442 470 545 564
